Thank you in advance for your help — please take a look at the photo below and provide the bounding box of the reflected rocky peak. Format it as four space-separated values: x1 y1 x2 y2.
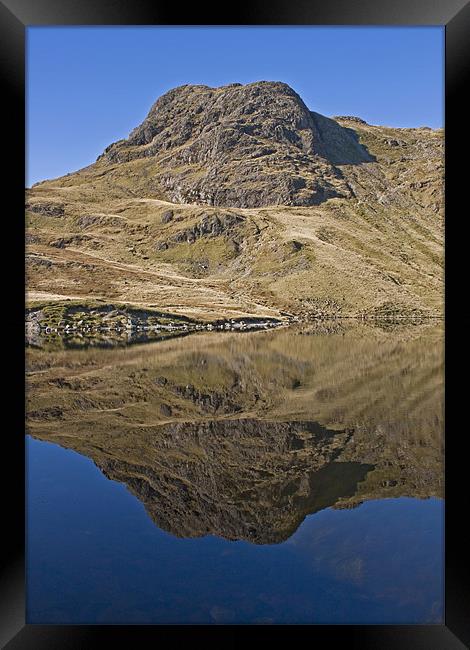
26 323 444 543
97 418 372 544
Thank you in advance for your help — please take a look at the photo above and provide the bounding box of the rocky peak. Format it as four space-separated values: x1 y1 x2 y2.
99 81 374 208
124 81 322 155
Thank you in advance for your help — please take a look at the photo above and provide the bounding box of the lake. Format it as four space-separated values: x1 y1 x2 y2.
25 321 444 624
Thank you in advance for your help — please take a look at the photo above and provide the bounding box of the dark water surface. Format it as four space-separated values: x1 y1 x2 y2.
26 322 444 624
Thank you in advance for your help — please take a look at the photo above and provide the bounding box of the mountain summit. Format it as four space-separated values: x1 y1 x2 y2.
98 81 373 207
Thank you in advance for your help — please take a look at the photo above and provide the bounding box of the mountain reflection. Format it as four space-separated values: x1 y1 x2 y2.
26 322 444 543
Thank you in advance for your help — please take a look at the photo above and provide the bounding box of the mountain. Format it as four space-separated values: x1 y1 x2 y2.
26 81 444 322
97 81 373 207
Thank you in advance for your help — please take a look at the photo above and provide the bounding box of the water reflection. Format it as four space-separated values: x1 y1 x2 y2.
26 322 444 544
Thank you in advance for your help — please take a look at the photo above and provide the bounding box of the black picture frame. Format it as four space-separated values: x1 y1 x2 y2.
2 0 469 647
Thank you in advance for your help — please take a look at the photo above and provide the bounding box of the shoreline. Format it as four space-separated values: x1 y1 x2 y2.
25 302 443 350
25 301 444 330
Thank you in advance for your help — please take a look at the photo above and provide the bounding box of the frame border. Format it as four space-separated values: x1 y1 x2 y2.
2 1 469 647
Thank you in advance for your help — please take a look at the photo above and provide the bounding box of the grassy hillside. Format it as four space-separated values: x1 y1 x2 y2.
26 86 443 322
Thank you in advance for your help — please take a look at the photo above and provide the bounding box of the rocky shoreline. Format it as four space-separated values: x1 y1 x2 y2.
25 303 284 339
25 302 442 350
25 304 442 332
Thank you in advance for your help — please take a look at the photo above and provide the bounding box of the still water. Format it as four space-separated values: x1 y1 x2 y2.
26 322 444 624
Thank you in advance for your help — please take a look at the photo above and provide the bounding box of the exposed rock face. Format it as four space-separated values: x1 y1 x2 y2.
25 201 65 217
161 210 173 223
166 212 244 247
98 81 373 207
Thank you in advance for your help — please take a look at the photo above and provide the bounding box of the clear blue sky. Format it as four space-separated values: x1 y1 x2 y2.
27 26 444 187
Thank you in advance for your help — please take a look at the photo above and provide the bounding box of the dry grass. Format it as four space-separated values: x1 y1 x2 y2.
26 121 443 320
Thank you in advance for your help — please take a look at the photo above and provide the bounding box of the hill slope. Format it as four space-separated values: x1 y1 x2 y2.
26 81 444 321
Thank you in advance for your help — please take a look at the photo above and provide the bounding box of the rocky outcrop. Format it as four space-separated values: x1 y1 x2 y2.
333 115 368 125
161 210 174 224
162 212 244 249
26 201 65 217
97 81 374 207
